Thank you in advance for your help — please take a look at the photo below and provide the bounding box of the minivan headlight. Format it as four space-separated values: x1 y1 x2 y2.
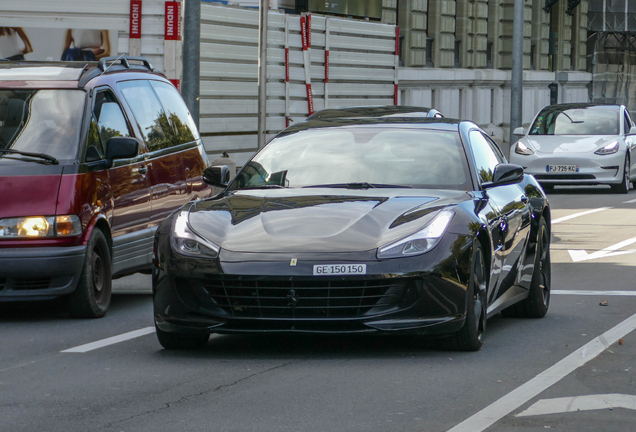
0 215 82 238
172 211 220 258
377 211 454 259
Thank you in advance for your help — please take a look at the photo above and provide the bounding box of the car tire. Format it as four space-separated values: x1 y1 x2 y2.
156 326 210 350
611 156 630 194
501 217 551 318
67 228 112 318
447 242 487 351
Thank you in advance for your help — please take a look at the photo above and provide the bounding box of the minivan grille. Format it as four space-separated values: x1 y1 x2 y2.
196 277 410 319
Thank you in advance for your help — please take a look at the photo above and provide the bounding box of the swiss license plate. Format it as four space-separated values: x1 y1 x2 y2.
313 264 367 276
546 164 579 173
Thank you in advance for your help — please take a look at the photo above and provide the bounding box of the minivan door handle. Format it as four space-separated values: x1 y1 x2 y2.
138 166 148 175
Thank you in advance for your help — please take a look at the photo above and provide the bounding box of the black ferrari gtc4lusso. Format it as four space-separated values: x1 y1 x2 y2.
152 112 551 351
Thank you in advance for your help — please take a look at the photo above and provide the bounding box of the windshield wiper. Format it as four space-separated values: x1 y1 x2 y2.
240 184 286 190
0 149 59 165
303 182 411 189
560 112 584 124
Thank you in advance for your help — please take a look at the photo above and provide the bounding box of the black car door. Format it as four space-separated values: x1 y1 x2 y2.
468 130 532 302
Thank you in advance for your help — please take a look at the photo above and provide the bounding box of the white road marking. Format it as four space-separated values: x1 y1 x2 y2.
552 207 612 224
568 236 636 262
61 327 155 353
445 312 636 432
623 198 636 203
552 290 636 296
517 394 636 417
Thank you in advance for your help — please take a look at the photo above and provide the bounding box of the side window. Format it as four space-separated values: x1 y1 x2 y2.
117 80 172 152
624 111 632 134
149 80 200 145
469 130 501 183
86 90 131 162
484 133 507 163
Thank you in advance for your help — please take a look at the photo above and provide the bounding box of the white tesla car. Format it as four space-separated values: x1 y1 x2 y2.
510 104 636 193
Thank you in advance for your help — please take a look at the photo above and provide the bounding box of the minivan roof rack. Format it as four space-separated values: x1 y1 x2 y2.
98 56 155 72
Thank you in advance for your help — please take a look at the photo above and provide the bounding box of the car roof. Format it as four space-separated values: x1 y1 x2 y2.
0 56 162 89
541 103 622 111
280 116 465 137
306 105 444 121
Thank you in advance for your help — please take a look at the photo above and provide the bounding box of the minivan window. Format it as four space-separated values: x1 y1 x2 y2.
0 89 85 160
117 80 171 152
149 80 200 144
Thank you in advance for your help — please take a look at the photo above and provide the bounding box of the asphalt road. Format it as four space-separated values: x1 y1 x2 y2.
2 185 636 432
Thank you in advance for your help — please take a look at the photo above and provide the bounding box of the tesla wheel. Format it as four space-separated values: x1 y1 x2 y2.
67 228 112 318
611 156 630 194
448 242 487 351
502 217 551 318
156 326 209 350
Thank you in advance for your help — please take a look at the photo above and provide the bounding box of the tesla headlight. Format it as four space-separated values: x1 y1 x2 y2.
0 215 81 238
172 211 219 258
377 211 454 259
594 141 619 155
515 141 534 156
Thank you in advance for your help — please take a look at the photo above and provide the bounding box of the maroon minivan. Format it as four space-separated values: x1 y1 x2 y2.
0 57 210 317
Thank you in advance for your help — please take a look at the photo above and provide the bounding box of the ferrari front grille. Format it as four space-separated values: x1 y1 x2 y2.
195 277 412 319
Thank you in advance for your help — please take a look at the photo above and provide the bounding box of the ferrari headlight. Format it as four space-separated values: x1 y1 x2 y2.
377 211 454 259
515 141 534 156
0 215 81 238
172 211 219 258
594 141 619 155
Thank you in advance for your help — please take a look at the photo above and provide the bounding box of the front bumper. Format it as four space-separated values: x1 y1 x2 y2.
0 246 87 301
153 235 473 336
512 151 625 185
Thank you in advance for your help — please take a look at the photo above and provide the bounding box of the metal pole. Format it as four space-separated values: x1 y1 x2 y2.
509 0 524 146
257 0 269 148
182 0 201 129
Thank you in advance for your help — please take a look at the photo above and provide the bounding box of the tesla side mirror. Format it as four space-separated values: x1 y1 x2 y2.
629 125 636 135
203 165 230 187
482 163 524 189
513 126 526 136
104 137 139 167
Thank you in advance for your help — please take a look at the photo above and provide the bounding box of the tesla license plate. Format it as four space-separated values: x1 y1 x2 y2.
546 164 579 172
313 264 367 276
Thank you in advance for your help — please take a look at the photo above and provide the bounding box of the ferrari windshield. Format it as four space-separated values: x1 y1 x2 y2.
230 126 471 190
529 105 620 136
0 89 85 161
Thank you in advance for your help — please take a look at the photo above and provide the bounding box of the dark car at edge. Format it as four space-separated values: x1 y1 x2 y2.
153 115 552 351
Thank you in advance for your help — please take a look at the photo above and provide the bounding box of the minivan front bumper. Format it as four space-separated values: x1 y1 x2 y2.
0 246 87 301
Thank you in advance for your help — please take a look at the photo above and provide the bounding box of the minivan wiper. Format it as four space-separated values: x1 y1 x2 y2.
0 149 59 165
303 182 411 189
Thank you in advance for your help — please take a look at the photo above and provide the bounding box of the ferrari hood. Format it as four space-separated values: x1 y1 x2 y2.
188 188 470 253
524 135 619 154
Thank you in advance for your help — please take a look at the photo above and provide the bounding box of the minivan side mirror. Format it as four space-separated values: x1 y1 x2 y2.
203 165 230 187
105 136 139 166
482 163 524 189
629 125 636 135
513 126 526 136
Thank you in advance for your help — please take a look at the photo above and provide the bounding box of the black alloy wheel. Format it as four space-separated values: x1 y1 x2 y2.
67 228 112 318
449 241 488 351
612 156 630 194
501 216 551 318
155 325 210 350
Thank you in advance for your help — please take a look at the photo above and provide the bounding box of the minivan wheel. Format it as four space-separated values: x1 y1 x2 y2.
67 229 112 318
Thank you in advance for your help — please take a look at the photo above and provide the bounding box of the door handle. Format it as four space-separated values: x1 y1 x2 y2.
138 166 148 175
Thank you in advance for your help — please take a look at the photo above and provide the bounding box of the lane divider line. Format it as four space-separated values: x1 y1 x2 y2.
552 290 636 296
552 207 612 224
445 312 636 432
623 198 636 203
61 326 155 353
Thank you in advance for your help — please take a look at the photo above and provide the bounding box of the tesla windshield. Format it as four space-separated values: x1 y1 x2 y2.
230 127 471 190
0 89 85 161
530 106 619 136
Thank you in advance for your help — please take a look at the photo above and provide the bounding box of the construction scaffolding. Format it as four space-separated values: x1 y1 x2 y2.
588 1 636 112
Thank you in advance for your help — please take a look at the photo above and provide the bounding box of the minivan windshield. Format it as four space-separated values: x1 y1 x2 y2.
529 105 620 136
229 126 471 190
0 89 85 161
